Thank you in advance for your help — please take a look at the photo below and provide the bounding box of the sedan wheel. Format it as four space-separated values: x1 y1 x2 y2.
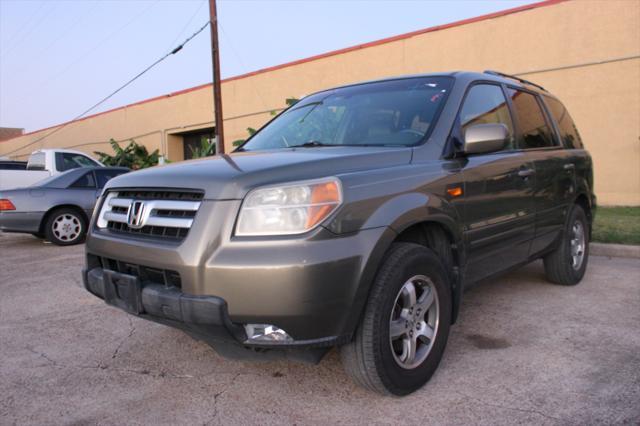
53 214 82 242
44 208 86 246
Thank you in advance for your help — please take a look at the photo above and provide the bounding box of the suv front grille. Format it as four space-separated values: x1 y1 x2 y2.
116 190 203 202
96 189 203 241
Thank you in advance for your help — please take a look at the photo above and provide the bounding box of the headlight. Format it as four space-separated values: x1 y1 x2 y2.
236 177 342 236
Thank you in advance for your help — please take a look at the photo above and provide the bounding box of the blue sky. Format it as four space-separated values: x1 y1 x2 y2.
0 0 534 132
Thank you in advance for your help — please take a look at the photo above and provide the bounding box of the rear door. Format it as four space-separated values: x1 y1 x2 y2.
457 83 537 283
505 88 576 254
67 171 99 217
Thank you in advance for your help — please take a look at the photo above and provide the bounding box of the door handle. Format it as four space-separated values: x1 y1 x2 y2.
563 163 575 170
517 169 535 178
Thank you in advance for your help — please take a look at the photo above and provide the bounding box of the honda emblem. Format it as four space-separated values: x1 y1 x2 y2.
127 201 146 229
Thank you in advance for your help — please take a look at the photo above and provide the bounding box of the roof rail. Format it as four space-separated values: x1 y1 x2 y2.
483 70 546 91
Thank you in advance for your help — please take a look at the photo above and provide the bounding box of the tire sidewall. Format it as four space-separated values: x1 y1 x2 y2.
45 209 86 246
371 246 452 395
563 206 589 282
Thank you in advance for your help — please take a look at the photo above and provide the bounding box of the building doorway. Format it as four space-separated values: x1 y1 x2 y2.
182 128 215 160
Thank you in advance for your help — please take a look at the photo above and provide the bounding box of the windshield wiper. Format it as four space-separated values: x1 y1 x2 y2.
288 141 333 148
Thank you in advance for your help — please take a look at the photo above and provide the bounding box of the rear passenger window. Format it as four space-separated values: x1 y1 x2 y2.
544 96 583 149
507 89 556 149
460 84 515 150
70 172 96 188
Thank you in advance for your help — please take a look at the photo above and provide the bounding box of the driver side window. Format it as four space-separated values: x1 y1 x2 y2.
460 84 515 151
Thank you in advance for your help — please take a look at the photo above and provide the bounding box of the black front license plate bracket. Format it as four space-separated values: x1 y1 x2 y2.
103 270 143 315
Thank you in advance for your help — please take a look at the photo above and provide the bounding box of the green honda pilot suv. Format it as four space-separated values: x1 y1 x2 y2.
82 71 595 395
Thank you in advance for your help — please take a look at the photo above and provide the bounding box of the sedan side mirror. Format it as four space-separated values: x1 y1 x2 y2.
463 123 509 155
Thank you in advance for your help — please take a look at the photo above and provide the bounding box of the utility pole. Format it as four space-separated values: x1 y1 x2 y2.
208 0 225 154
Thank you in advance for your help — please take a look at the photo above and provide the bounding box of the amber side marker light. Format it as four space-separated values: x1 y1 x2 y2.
447 187 463 198
0 199 16 211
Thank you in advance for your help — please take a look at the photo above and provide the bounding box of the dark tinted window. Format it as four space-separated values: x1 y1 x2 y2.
95 169 126 188
0 162 27 170
544 96 583 149
460 84 514 149
56 152 98 172
70 172 96 188
507 89 556 149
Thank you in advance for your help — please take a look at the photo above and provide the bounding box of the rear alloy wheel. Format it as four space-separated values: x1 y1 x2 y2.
543 204 589 285
45 208 86 246
340 243 451 396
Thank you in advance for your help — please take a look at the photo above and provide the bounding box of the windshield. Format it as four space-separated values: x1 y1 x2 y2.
240 77 452 151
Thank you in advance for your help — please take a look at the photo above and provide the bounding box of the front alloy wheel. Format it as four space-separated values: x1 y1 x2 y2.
389 275 439 369
340 243 451 396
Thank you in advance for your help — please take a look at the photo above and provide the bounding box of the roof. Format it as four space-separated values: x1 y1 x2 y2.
3 0 565 143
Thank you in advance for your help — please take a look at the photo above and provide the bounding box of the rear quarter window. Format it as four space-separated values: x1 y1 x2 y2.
544 96 583 149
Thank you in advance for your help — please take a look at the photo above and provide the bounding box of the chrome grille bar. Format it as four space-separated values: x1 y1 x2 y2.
96 191 202 239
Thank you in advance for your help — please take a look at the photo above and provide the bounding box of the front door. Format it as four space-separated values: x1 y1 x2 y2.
456 83 536 283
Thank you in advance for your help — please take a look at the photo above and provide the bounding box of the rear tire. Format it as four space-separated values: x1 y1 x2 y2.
340 243 452 396
44 208 86 246
543 204 589 286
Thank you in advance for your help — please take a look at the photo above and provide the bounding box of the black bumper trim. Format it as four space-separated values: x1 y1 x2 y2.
82 267 344 353
83 267 246 343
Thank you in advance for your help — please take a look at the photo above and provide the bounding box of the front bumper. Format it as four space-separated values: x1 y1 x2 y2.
83 267 246 345
84 202 396 352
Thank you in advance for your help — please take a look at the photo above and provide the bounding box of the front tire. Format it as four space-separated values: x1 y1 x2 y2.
340 243 452 396
543 204 589 286
44 208 86 246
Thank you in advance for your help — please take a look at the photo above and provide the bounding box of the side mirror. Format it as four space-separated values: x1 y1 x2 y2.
463 123 508 155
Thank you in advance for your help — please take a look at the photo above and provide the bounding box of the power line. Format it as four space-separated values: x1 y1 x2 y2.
25 0 160 96
0 1 58 60
12 1 102 75
2 21 211 156
219 22 269 110
0 0 47 47
167 0 207 54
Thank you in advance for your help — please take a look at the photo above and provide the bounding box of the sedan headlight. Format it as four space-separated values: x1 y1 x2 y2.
236 177 342 236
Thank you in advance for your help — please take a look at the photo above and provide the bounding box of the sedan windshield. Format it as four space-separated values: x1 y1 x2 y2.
240 77 452 151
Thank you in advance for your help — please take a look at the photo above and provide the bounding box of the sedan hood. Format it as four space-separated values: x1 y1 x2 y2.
105 146 413 199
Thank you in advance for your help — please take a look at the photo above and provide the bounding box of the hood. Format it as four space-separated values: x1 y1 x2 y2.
105 146 412 199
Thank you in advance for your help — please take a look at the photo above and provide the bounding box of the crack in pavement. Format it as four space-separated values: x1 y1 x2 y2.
204 373 242 426
24 346 193 380
112 317 136 359
456 391 562 422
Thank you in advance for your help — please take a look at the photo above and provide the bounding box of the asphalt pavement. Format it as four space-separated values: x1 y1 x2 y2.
1 232 638 425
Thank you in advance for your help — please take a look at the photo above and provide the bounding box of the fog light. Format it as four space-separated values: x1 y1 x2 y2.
244 324 293 343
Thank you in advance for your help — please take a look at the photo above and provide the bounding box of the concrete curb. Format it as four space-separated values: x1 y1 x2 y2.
591 243 640 259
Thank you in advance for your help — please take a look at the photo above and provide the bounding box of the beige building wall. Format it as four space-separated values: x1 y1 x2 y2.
1 0 638 205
